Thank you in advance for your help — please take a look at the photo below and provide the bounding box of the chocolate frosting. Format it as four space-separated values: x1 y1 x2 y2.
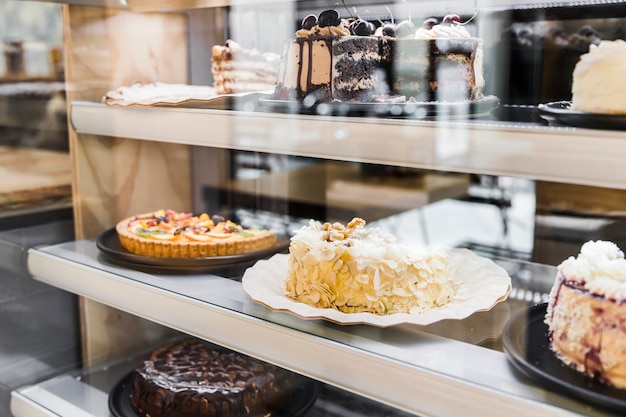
130 338 294 417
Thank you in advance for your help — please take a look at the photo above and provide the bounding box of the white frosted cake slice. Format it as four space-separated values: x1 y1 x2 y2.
571 40 626 114
211 40 280 95
285 218 456 315
545 240 626 389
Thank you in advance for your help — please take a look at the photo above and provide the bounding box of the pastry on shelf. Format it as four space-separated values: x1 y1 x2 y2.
116 209 277 258
273 10 485 103
211 39 280 94
545 240 626 389
285 217 456 315
130 338 295 417
571 39 626 114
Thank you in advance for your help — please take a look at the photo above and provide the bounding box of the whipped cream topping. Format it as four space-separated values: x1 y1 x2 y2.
296 24 350 38
571 40 626 114
558 240 626 300
285 219 456 314
573 40 626 77
414 23 472 39
296 21 473 40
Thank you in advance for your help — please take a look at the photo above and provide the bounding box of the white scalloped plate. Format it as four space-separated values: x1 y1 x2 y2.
103 82 271 109
242 249 511 327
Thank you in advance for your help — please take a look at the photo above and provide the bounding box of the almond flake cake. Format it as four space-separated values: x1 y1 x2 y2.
285 218 457 315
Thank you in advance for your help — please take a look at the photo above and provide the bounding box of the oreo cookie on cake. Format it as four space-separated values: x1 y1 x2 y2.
273 9 485 103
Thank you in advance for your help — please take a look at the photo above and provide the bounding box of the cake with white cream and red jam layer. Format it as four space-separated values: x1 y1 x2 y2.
545 240 626 389
285 218 456 315
116 209 277 258
130 338 294 417
273 10 485 103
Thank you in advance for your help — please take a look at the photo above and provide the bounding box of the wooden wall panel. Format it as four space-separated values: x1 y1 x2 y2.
62 5 194 365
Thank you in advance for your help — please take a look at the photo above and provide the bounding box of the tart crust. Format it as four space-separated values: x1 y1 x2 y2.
116 210 277 258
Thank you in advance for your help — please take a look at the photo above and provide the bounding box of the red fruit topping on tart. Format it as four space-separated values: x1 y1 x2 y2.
115 209 277 258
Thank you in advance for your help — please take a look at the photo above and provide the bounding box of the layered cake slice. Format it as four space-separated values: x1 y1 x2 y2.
545 240 626 389
333 35 388 101
275 10 387 102
396 15 484 101
211 39 280 94
274 10 485 103
389 16 485 102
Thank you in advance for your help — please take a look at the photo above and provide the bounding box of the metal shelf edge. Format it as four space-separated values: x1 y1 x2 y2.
25 245 595 417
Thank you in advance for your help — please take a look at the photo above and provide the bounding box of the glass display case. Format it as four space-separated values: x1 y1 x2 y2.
7 0 626 416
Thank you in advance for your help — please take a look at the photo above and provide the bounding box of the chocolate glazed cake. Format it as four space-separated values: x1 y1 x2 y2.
130 338 294 417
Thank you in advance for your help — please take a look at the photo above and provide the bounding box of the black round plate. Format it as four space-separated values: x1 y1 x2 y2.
258 95 500 119
538 101 626 130
503 303 626 413
109 371 319 417
96 228 289 272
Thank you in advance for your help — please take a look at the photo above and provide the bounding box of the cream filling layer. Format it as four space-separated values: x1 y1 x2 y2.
558 240 626 300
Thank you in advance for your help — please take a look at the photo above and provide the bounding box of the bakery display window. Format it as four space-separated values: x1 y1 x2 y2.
0 0 71 224
6 0 626 417
0 2 78 417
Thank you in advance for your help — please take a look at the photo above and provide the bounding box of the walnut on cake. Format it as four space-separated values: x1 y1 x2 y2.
285 218 457 315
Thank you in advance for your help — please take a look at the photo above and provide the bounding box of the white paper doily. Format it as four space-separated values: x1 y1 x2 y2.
103 82 217 106
242 249 511 327
103 82 271 108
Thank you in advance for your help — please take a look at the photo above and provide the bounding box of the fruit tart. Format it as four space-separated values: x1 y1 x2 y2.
116 209 277 258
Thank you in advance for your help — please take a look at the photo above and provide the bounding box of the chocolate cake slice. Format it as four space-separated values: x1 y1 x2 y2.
273 10 485 104
332 36 388 101
386 38 484 102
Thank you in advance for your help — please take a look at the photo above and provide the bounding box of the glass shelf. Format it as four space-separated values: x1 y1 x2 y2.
10 337 444 417
30 0 626 13
71 101 626 190
31 0 128 8
23 239 616 417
